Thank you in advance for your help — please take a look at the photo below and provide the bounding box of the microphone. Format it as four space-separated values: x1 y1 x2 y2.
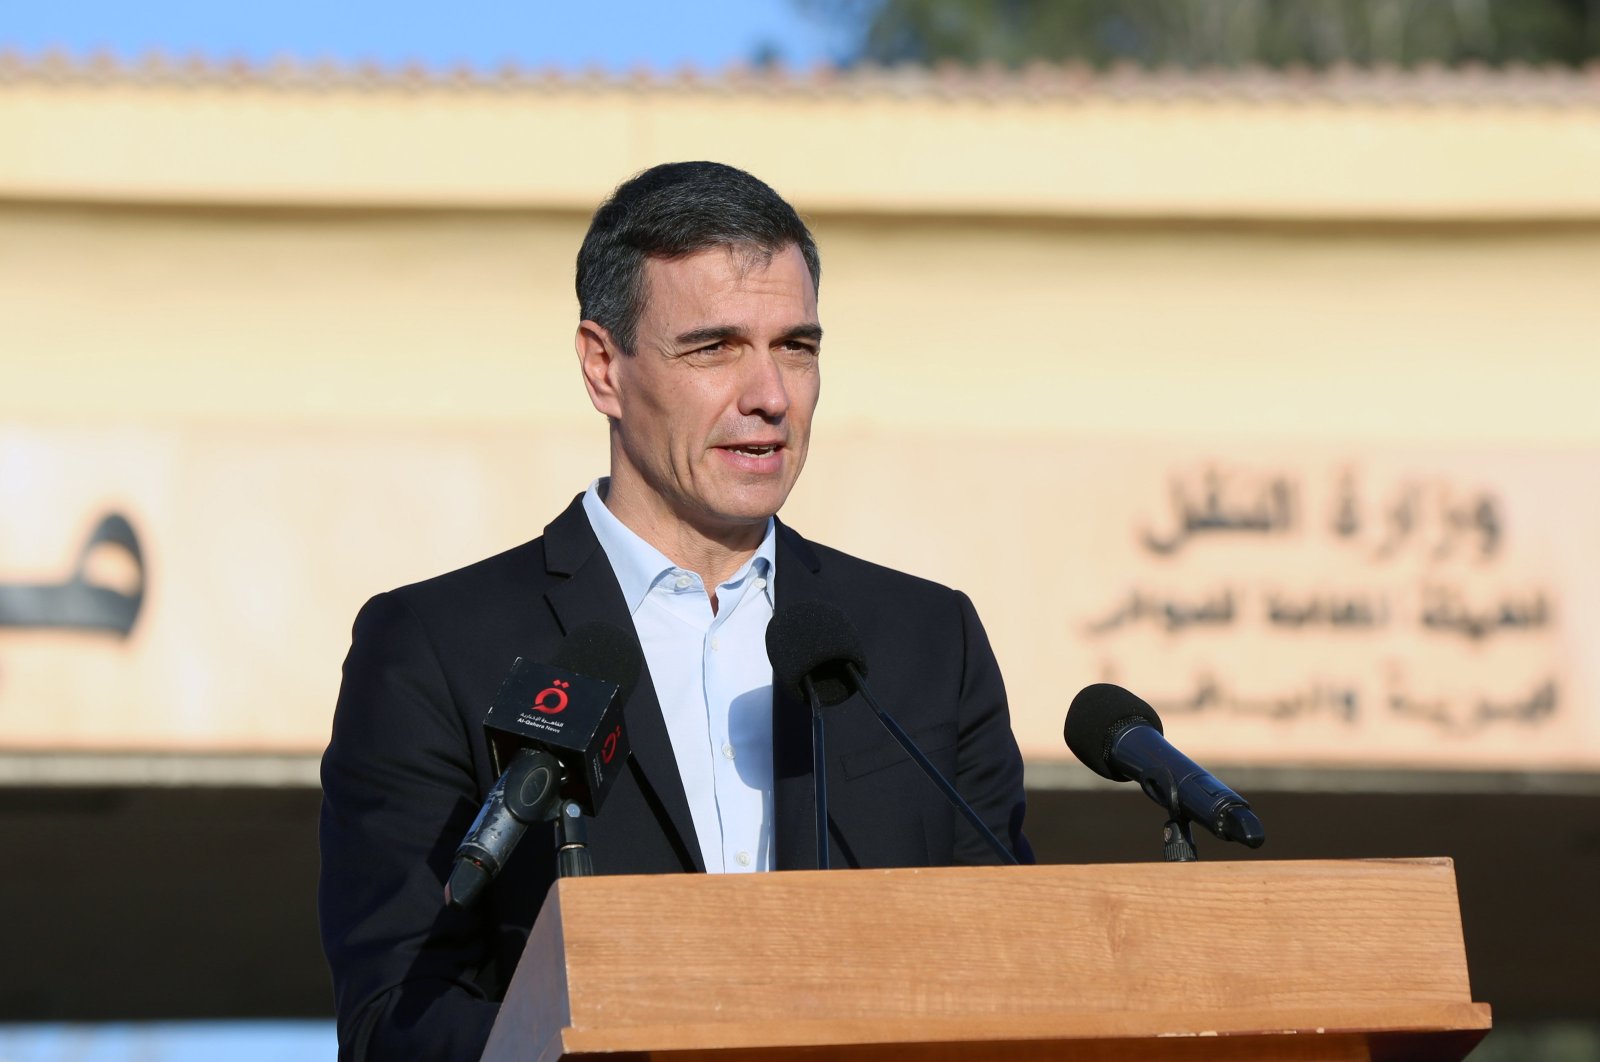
1064 683 1264 853
766 601 865 710
766 602 864 869
445 622 642 909
766 602 1019 867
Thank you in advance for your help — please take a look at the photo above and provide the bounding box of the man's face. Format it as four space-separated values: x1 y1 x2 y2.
580 243 822 544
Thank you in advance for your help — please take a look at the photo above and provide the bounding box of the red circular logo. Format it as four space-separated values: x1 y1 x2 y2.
532 680 570 714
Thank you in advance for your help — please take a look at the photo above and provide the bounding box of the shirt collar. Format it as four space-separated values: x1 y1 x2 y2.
582 478 776 616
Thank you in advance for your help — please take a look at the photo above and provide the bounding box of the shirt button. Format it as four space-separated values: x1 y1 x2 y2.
673 575 691 590
736 851 751 867
753 577 767 590
722 743 735 760
709 636 720 651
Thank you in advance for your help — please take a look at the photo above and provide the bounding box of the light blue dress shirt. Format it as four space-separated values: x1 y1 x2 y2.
582 480 776 873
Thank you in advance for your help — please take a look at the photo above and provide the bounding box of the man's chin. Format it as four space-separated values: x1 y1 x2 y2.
705 506 782 531
691 489 792 535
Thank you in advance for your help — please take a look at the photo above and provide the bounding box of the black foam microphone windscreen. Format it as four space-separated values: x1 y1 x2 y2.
551 621 643 703
1064 682 1164 781
765 601 868 707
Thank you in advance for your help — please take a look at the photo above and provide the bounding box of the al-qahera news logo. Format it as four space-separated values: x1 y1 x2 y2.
530 679 570 715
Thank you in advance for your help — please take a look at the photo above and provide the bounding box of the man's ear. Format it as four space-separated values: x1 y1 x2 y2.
576 320 624 420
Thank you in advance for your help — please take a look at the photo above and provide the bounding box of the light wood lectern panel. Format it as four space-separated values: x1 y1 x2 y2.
483 859 1490 1061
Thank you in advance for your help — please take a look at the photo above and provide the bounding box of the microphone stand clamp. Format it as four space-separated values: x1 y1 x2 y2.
1138 763 1198 863
555 800 594 878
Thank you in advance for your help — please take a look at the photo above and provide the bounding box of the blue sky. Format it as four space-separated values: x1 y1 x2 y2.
0 0 844 71
0 1022 337 1062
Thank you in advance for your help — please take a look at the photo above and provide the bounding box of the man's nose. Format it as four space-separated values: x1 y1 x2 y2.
737 349 790 420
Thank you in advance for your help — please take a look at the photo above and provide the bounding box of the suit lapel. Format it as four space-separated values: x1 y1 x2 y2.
771 520 827 870
541 496 704 872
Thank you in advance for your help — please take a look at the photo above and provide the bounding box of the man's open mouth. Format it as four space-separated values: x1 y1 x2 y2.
725 444 781 456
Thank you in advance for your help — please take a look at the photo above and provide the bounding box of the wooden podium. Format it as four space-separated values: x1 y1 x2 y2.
482 859 1490 1061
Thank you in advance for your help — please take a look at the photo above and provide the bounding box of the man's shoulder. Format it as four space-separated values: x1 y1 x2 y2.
346 535 561 677
379 495 590 616
781 524 970 612
386 537 541 602
808 540 954 594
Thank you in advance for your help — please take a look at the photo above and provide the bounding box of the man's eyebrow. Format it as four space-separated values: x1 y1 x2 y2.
781 324 824 344
673 323 824 346
674 325 743 347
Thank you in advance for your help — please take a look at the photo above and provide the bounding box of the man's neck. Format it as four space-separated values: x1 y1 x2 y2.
599 482 766 605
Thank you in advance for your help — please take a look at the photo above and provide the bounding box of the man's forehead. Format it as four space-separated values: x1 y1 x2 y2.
645 243 787 286
639 244 818 311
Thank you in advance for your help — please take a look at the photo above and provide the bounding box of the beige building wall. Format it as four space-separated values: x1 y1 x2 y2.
2 63 1598 770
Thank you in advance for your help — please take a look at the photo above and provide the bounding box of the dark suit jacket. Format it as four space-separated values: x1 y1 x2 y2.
318 495 1031 1061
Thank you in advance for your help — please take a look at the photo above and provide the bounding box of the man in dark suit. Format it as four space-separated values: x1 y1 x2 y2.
319 162 1031 1061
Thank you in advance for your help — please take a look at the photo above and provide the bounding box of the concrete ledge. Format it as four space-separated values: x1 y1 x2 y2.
4 64 1600 219
1026 761 1600 795
0 751 322 787
3 750 1596 794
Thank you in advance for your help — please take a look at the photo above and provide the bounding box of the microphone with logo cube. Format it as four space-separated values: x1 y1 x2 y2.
445 622 641 910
